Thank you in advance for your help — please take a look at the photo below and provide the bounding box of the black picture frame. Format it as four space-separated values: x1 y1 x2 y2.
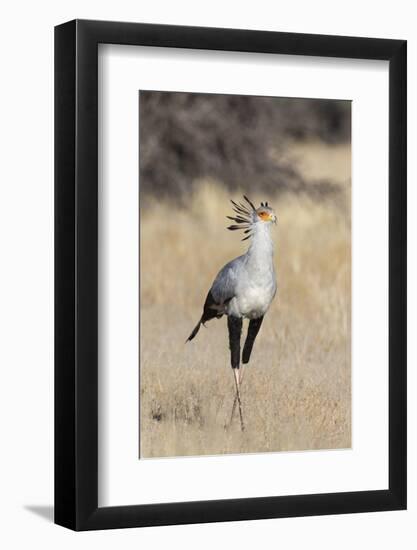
55 19 407 531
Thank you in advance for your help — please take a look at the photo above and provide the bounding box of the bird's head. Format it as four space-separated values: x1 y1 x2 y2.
255 202 277 225
227 196 277 240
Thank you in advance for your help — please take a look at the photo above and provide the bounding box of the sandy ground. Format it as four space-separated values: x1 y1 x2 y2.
139 142 351 458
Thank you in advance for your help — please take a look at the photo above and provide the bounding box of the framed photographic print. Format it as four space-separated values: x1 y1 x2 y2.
55 20 406 530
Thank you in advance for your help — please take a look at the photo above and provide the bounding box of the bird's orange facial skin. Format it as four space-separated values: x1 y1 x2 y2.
257 210 273 222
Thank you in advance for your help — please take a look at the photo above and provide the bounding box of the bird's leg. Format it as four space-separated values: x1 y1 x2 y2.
229 364 245 426
229 317 264 425
227 316 244 431
233 369 245 432
242 317 264 364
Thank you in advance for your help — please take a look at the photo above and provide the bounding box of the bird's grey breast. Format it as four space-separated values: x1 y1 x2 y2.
209 252 276 319
234 260 276 318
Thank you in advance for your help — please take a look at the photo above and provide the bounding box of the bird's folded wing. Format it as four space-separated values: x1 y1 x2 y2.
210 256 243 306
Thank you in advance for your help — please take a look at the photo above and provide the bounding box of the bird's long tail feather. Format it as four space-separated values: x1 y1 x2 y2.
186 318 202 342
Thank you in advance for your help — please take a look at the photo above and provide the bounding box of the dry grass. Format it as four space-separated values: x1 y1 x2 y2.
140 143 351 458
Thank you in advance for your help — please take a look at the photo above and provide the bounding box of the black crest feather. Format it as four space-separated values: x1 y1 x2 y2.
227 196 257 241
243 195 256 211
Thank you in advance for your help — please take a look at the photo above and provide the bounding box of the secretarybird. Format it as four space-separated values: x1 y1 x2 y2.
187 196 277 431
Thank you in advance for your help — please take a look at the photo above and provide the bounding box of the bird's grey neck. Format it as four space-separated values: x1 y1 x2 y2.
247 223 274 260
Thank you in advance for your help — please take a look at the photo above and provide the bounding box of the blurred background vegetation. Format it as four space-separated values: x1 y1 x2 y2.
139 91 351 201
